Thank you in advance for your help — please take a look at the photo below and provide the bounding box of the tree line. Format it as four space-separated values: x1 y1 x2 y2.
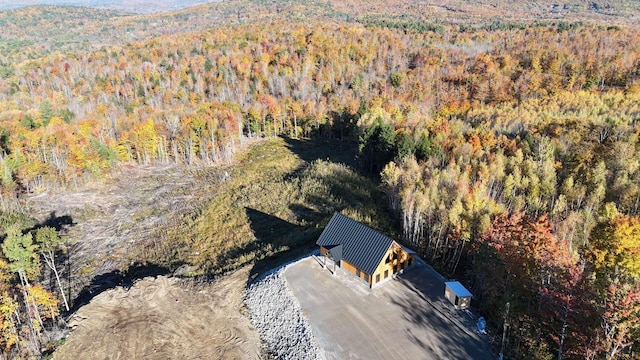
0 22 638 206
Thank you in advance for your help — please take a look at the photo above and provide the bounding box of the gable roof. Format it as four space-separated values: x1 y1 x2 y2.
316 212 394 275
324 244 343 263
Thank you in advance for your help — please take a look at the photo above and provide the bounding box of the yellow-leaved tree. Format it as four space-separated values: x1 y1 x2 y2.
591 211 640 284
0 257 18 352
587 207 640 358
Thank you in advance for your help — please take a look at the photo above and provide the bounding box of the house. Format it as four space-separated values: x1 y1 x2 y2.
444 281 472 310
316 212 416 288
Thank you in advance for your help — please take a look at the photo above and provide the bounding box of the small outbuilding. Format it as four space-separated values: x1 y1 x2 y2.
316 212 416 288
444 281 472 310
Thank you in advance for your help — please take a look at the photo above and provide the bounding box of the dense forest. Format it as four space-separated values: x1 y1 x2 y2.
0 1 639 358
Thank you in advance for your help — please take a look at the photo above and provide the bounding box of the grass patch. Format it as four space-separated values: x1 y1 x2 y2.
137 137 393 276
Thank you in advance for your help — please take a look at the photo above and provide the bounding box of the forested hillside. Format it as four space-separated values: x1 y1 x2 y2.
0 0 639 358
2 20 639 198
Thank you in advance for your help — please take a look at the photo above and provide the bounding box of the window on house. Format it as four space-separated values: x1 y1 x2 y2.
384 270 389 278
376 274 380 283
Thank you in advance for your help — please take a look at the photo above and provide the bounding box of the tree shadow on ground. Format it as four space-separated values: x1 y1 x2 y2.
39 211 74 232
242 207 321 283
69 262 170 313
288 203 322 224
286 137 391 232
388 265 494 359
283 137 358 168
17 211 74 237
245 207 301 243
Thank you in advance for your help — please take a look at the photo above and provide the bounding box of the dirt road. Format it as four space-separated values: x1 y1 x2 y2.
54 267 263 360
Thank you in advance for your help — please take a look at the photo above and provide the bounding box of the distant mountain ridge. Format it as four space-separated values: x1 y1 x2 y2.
0 0 220 14
2 0 640 22
1 0 637 68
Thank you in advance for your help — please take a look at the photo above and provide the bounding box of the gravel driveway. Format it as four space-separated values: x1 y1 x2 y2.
284 256 493 359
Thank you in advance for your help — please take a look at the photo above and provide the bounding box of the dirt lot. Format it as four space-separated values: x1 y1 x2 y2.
53 267 262 360
284 257 493 359
27 161 266 359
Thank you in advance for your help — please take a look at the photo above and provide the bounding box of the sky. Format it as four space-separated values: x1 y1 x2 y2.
0 0 221 13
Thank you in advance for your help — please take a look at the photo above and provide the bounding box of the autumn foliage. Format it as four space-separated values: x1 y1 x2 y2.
0 1 639 358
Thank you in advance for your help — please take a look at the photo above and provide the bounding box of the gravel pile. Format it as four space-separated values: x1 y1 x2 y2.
245 265 320 360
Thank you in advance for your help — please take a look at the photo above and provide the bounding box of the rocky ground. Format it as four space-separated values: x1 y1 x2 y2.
244 259 320 360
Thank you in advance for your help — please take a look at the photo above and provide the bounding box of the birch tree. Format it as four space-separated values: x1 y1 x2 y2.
35 226 69 312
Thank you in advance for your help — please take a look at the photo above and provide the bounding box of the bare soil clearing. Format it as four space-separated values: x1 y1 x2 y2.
54 267 262 360
33 138 377 359
29 163 265 359
26 164 226 296
26 163 262 359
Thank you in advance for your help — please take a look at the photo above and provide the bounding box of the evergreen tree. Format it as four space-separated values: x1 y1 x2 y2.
358 118 395 174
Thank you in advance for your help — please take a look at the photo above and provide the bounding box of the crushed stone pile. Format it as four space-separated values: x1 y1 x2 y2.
245 265 320 360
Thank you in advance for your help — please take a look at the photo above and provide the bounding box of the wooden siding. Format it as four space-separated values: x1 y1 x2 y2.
320 241 415 288
320 246 328 256
371 242 416 286
341 259 358 276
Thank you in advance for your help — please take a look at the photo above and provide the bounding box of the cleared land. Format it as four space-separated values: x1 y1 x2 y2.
26 164 226 300
284 257 493 359
53 267 261 360
45 138 391 358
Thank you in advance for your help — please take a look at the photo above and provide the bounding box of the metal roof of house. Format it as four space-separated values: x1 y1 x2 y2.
325 244 343 263
316 212 394 275
445 281 473 297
